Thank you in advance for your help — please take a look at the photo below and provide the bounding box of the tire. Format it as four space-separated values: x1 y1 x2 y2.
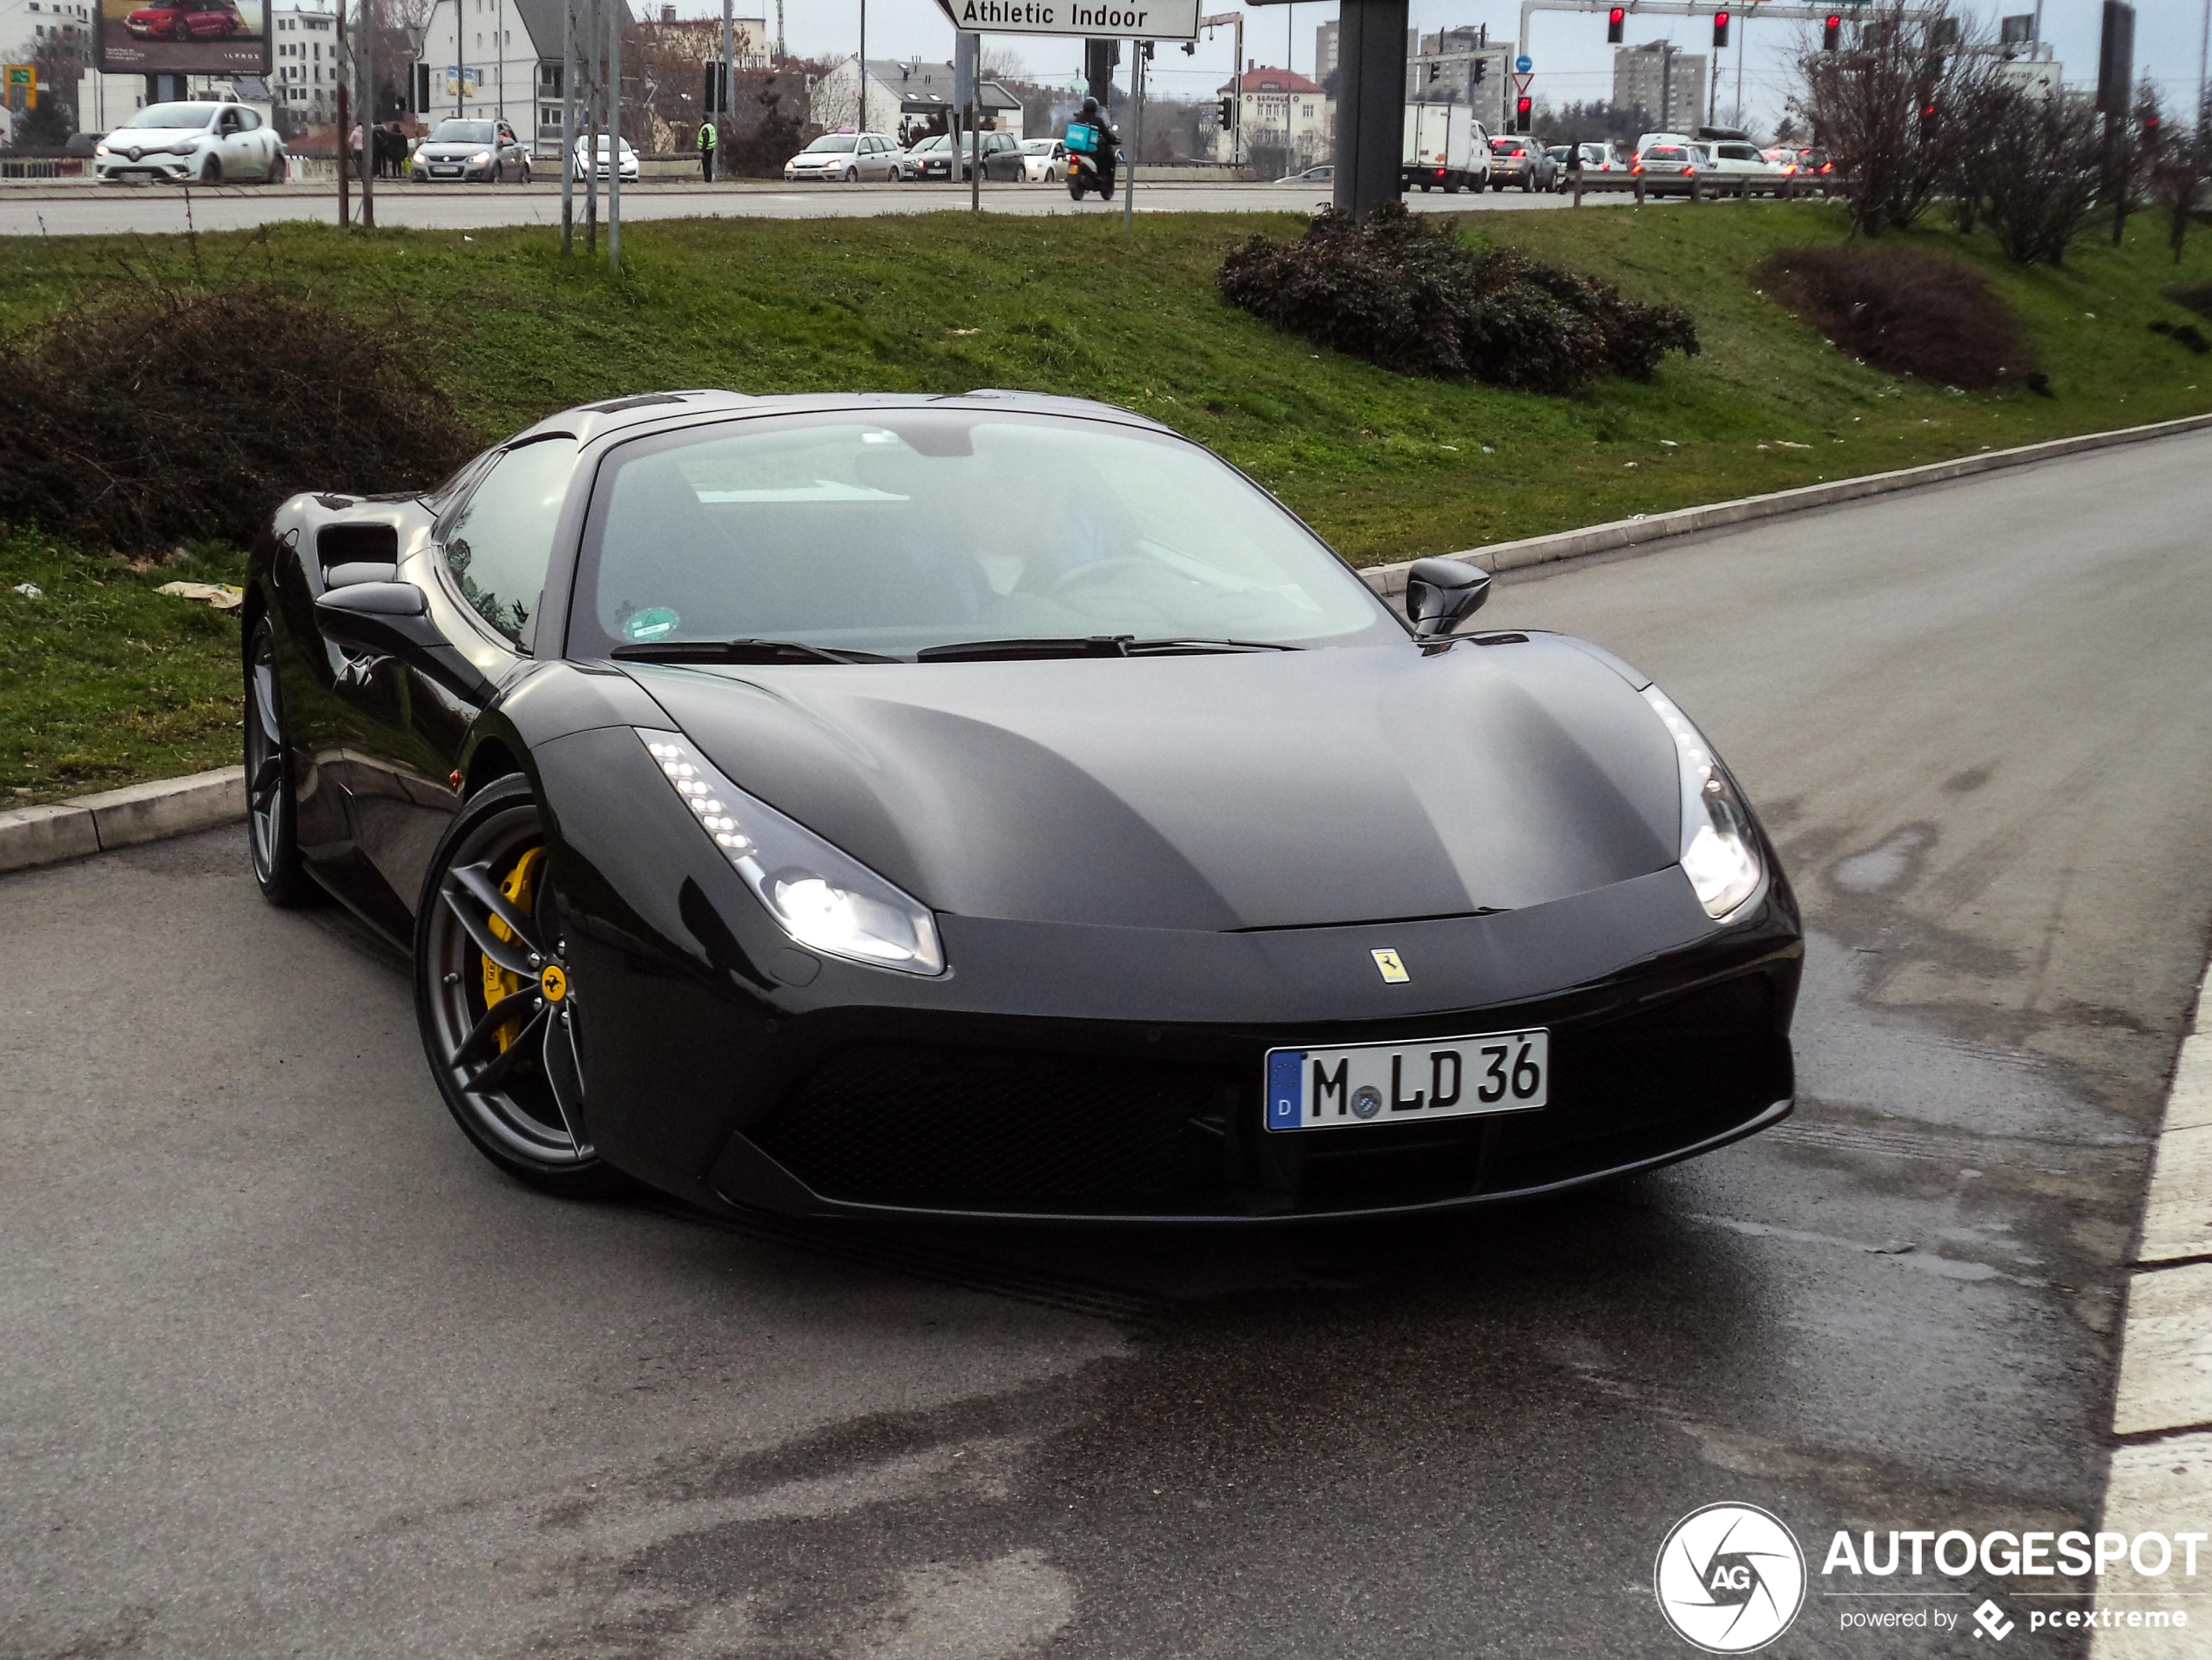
1068 175 1084 199
172 15 191 37
243 615 316 908
199 155 220 185
414 774 614 1196
844 165 858 182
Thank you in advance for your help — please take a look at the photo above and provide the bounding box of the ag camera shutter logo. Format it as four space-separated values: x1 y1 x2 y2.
1655 1503 1807 1652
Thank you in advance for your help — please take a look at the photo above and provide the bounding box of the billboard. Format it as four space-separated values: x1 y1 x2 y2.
96 0 270 77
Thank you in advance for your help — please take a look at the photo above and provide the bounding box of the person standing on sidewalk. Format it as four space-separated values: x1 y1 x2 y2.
697 118 717 183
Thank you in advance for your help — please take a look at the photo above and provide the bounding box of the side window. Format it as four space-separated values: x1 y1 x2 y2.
442 436 577 647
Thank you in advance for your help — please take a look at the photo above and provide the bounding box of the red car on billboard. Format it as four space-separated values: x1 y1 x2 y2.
125 0 242 40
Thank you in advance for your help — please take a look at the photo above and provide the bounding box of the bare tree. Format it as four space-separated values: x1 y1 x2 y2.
2151 105 2210 264
2107 77 2161 246
1966 78 2104 262
1790 0 1994 237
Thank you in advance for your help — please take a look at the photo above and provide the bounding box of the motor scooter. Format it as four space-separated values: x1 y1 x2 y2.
1063 121 1118 200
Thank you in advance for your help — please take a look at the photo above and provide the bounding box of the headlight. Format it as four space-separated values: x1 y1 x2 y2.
95 142 110 156
1641 687 1763 920
637 731 944 975
470 150 492 165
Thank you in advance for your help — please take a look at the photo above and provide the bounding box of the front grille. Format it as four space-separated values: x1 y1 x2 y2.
749 1046 1236 1213
745 972 1789 1217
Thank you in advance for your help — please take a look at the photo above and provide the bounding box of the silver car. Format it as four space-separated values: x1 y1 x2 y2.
785 132 903 183
415 118 533 184
94 98 284 186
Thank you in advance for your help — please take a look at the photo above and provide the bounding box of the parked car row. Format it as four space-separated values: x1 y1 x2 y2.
780 128 1069 185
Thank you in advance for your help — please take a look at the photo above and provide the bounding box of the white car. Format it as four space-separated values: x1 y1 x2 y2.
94 98 284 186
1017 138 1067 183
1693 138 1786 196
784 132 903 182
570 135 640 183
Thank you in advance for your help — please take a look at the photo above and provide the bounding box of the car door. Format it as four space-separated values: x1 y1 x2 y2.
233 105 274 177
336 435 577 913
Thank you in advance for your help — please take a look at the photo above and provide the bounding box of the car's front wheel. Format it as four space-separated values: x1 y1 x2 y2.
415 774 611 1195
199 154 220 185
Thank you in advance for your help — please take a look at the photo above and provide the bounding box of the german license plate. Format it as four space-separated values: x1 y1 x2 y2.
432 165 459 176
1264 1029 1548 1132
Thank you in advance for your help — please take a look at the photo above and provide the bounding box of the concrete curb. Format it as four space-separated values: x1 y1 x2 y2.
1356 410 2212 599
0 766 244 875
2093 971 2212 1656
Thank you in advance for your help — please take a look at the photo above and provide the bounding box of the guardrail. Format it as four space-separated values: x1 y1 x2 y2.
0 159 79 180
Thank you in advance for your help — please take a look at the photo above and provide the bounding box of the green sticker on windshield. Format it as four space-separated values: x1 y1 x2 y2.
625 607 678 642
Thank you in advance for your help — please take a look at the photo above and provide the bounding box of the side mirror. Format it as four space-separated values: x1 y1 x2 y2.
1404 557 1493 638
315 579 441 654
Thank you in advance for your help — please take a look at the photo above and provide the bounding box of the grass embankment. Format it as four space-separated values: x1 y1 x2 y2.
3 201 2210 801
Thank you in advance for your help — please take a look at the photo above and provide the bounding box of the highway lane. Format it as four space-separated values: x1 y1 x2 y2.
0 177 1622 237
4 430 2210 1657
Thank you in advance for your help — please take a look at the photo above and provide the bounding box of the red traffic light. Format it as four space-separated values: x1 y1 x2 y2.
1712 9 1730 48
1514 94 1533 133
1822 12 1840 48
1607 5 1624 42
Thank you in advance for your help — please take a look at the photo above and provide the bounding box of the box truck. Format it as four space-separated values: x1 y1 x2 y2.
1400 102 1490 194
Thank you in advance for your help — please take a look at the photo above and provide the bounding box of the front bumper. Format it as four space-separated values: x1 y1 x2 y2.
96 153 197 180
536 724 1801 1224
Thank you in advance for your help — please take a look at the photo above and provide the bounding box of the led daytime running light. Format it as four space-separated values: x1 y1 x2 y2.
1641 687 1764 921
639 732 944 975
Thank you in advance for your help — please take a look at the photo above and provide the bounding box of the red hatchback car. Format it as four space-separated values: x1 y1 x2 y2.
125 0 242 39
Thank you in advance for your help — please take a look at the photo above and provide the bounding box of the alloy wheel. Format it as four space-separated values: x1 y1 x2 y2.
420 795 593 1171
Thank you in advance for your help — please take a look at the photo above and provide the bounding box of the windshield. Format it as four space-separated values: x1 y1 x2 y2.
573 411 1393 658
804 134 858 152
120 103 216 129
432 120 496 143
1021 139 1054 153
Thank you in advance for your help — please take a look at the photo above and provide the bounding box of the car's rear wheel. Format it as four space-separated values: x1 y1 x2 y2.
244 616 315 908
415 775 611 1195
1068 175 1083 199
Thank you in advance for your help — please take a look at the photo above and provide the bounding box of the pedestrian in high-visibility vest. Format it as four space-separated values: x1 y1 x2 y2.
697 119 717 183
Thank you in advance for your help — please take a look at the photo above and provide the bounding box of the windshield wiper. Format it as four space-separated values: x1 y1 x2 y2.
915 636 1300 662
611 638 890 665
915 636 1138 662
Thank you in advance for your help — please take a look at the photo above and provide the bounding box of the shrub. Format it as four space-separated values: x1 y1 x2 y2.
0 272 479 554
1216 203 1699 394
1754 244 2031 388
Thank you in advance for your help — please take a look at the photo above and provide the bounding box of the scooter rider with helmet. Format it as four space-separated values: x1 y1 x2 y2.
1064 94 1120 199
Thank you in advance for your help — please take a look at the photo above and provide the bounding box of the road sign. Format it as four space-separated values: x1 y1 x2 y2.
3 64 34 113
1513 71 1534 94
1515 52 1533 71
928 0 1200 38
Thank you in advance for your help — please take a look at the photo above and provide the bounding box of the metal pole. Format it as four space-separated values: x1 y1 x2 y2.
607 0 620 267
719 0 733 168
1124 44 1139 226
968 97 980 210
2199 0 2209 132
857 0 866 130
496 0 505 136
560 0 575 250
359 0 374 226
336 19 350 225
585 0 597 253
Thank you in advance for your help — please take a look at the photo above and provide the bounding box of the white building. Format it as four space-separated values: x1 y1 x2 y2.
0 0 91 55
269 3 338 118
809 57 1022 145
416 0 632 156
1215 63 1329 171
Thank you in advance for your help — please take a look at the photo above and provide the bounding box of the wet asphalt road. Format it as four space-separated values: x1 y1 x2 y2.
5 430 2212 1658
0 178 1620 238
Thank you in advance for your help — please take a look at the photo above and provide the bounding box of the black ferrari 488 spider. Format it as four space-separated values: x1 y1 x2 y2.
243 389 1801 1221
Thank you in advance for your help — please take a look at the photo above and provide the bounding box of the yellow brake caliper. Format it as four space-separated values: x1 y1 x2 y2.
481 845 545 1053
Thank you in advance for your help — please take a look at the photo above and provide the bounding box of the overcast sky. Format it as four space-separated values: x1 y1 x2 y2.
733 0 2201 136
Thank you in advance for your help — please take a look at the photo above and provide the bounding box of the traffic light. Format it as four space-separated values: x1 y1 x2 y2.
1712 10 1729 49
1217 96 1233 131
1919 98 1938 136
1427 61 1441 83
1514 94 1532 132
1471 57 1486 83
701 59 729 113
2142 111 2162 151
1822 13 1840 50
1607 5 1624 43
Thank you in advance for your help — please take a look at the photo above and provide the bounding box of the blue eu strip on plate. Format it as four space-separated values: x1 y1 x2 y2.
1266 1050 1305 1130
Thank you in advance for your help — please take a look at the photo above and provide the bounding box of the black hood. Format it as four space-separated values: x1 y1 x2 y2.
624 636 1682 931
